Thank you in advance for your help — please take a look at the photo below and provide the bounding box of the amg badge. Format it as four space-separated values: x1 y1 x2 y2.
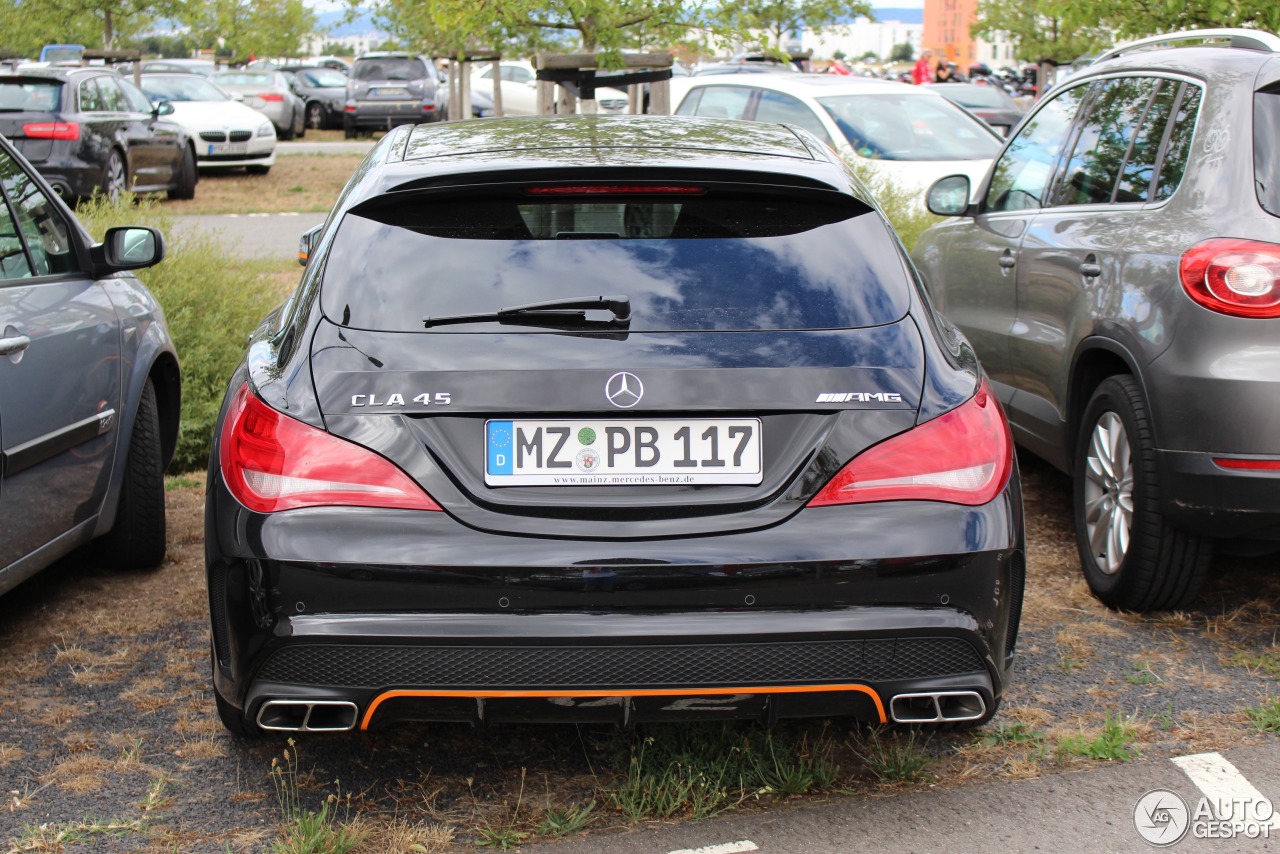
816 392 903 403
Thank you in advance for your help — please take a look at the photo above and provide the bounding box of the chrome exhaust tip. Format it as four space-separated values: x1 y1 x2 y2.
256 699 359 732
889 691 986 724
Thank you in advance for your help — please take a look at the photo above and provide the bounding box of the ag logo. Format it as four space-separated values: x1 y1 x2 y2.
605 372 643 409
1133 789 1190 846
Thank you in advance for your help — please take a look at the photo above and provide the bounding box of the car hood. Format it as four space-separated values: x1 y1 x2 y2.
165 100 274 131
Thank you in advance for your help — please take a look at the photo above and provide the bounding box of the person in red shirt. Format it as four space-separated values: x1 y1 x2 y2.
912 49 934 85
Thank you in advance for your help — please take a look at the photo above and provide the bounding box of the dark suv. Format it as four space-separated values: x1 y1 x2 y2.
913 29 1280 611
343 52 440 137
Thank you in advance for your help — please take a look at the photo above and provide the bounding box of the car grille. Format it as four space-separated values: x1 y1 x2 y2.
229 130 253 142
199 131 227 142
256 637 985 690
599 98 628 111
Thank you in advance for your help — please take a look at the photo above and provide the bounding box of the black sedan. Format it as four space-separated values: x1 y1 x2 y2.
281 66 349 129
923 82 1026 136
0 68 197 201
206 116 1024 736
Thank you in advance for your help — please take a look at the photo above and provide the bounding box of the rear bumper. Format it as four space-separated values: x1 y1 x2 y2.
206 467 1024 728
345 103 441 128
1157 449 1280 541
23 142 106 199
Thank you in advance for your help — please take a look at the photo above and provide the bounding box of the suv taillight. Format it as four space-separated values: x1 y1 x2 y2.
1179 238 1280 318
219 383 442 513
807 381 1012 507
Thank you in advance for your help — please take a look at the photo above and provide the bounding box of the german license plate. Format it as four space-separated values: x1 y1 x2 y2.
485 419 762 486
372 87 408 96
207 143 248 155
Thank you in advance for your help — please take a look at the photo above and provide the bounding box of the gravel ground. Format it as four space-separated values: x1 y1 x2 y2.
1 453 1277 852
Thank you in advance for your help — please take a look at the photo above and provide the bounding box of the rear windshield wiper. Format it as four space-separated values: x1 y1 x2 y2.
423 295 631 329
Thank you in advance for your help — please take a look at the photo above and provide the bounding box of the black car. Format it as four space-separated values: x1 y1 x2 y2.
281 66 348 129
922 82 1026 136
0 68 196 201
206 116 1024 736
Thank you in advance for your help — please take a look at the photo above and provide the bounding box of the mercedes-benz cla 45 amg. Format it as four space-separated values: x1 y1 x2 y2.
205 115 1025 735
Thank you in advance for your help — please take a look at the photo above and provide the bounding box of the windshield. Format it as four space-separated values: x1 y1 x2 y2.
354 58 427 81
0 80 63 112
942 86 1013 109
299 68 346 88
320 193 909 333
139 75 228 102
818 93 1000 161
213 72 276 88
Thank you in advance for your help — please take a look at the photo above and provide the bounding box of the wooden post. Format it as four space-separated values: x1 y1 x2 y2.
628 83 641 114
490 61 503 117
535 52 673 115
459 62 472 120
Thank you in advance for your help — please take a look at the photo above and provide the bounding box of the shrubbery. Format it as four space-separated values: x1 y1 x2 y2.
77 195 284 473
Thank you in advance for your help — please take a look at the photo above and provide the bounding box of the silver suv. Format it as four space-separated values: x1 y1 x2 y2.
343 52 441 137
912 29 1280 611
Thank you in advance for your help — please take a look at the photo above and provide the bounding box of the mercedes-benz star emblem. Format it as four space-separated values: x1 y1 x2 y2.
605 371 644 408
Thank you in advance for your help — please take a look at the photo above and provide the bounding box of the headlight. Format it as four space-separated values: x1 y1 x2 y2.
257 122 274 138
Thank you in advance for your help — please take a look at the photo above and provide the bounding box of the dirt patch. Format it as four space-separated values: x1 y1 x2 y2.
159 154 366 215
0 455 1276 851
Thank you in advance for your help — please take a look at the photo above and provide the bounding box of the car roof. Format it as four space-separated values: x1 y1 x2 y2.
346 116 855 207
683 73 934 97
1 67 106 82
1083 42 1278 80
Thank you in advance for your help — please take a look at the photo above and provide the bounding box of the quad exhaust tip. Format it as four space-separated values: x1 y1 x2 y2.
889 691 986 724
256 700 359 732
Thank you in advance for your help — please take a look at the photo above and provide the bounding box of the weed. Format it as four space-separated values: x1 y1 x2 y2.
1224 648 1280 677
750 730 841 795
478 767 529 849
1055 713 1138 761
12 816 146 850
979 721 1045 747
164 473 204 490
855 728 934 784
1244 698 1280 733
535 801 595 837
1127 661 1161 685
141 776 172 816
269 739 365 854
610 731 741 821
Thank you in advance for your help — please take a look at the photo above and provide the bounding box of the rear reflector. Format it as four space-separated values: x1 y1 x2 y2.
22 121 79 140
808 381 1012 507
1179 238 1280 318
219 383 441 513
1213 457 1280 471
525 185 705 195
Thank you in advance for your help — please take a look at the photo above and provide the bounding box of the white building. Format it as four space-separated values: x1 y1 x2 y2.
801 14 923 62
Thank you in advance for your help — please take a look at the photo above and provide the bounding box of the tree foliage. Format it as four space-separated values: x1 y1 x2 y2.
0 0 173 52
183 0 316 60
972 0 1107 63
712 0 873 53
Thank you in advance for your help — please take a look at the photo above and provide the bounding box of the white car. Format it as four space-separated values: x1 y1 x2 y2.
671 74 1002 206
469 60 630 115
137 73 277 174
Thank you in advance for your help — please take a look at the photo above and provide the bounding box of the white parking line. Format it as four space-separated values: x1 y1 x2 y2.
1172 751 1279 829
667 842 758 854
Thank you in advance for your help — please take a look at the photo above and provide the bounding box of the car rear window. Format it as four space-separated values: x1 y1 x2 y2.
0 79 62 112
321 189 911 333
354 59 427 81
817 93 1000 161
1254 85 1280 217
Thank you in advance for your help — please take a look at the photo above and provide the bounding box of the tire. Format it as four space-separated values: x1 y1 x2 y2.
294 107 306 139
306 101 324 129
277 121 294 141
245 164 271 176
167 144 196 200
1072 375 1212 611
213 655 259 738
101 149 127 200
95 377 166 570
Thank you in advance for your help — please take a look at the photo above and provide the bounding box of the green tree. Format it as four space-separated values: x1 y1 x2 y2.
712 0 873 53
183 0 317 60
888 41 913 62
972 0 1106 63
1066 0 1280 38
0 0 174 52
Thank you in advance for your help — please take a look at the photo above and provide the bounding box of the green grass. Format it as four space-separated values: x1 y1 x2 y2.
1224 648 1280 677
979 721 1045 747
854 727 933 784
607 724 842 821
269 739 365 854
1055 713 1138 762
1126 661 1161 685
1244 698 1280 733
535 801 596 837
76 194 285 473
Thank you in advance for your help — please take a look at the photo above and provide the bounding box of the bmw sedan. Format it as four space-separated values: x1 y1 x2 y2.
206 115 1024 736
138 74 277 175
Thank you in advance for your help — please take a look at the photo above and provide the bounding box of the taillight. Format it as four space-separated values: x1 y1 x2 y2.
1179 238 1280 318
808 381 1012 507
261 93 285 102
219 383 441 513
22 121 79 140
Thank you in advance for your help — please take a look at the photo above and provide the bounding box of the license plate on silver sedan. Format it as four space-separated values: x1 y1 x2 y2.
485 419 762 486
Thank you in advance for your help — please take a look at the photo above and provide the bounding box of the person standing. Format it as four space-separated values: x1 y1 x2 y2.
935 59 953 83
912 49 933 85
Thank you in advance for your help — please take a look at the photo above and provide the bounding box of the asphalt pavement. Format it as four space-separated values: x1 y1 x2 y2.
168 210 327 260
523 744 1280 853
277 139 375 155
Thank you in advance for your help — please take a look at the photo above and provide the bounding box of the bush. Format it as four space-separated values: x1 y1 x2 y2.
842 155 944 254
77 195 283 473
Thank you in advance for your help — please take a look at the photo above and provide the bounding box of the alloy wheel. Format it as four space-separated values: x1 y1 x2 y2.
1082 411 1133 575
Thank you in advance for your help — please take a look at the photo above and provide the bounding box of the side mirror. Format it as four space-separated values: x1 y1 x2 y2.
926 175 973 217
230 92 245 102
298 223 323 266
91 226 165 277
153 99 175 116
